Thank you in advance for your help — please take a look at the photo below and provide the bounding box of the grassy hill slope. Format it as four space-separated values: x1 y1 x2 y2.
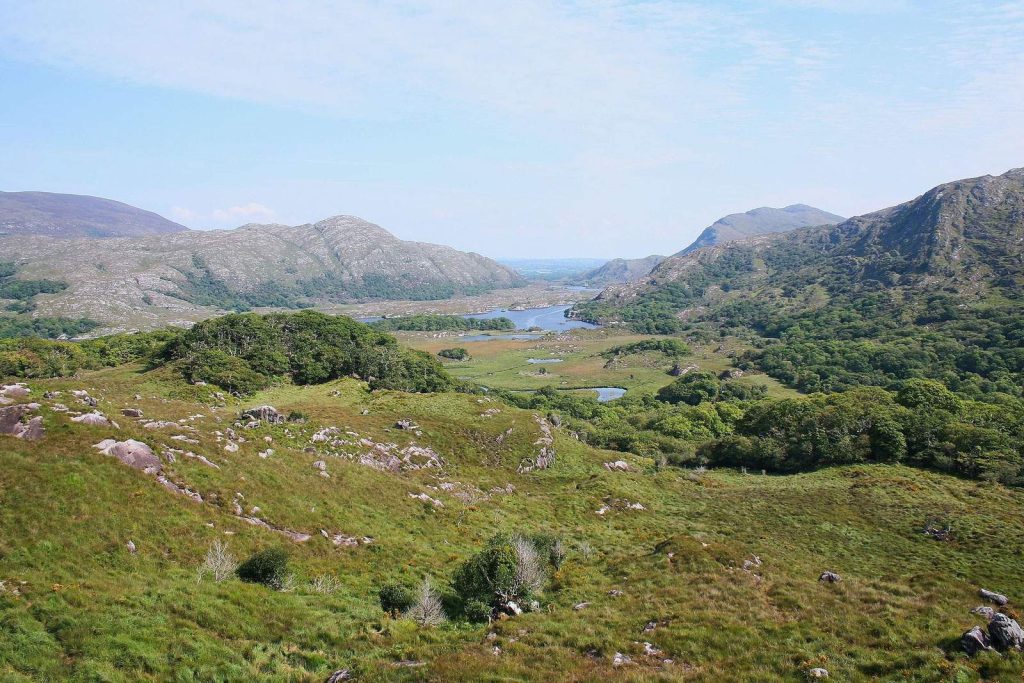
2 366 1022 681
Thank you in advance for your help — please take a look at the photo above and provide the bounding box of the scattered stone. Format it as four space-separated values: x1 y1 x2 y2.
0 404 44 440
239 406 283 424
608 589 624 597
643 621 658 633
325 670 351 682
1 383 30 398
43 391 61 399
612 652 631 667
72 411 116 427
989 613 1024 651
312 460 327 471
980 588 1009 606
94 439 162 474
603 460 630 472
808 668 829 679
258 449 274 458
818 571 841 583
971 605 996 620
962 625 993 656
224 441 239 453
573 602 590 611
408 492 444 507
642 642 662 656
517 415 555 473
121 408 144 418
742 555 762 571
126 540 137 554
395 419 418 430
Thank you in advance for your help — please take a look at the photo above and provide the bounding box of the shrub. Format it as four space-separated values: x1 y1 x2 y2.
405 577 446 627
452 533 552 613
463 599 494 623
197 540 237 583
438 347 470 360
378 583 413 615
236 547 289 589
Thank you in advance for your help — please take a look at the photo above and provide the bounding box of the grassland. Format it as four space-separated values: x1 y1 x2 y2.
1 363 1022 681
401 329 798 399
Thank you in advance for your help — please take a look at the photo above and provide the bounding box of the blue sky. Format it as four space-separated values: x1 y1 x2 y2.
1 1 1022 258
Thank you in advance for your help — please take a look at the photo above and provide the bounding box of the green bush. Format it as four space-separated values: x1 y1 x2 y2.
438 347 470 360
378 583 413 615
236 548 289 589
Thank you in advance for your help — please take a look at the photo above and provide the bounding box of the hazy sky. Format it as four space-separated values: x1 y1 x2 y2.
1 1 1023 258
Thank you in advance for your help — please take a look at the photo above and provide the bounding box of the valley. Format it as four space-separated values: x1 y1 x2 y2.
2 168 1024 682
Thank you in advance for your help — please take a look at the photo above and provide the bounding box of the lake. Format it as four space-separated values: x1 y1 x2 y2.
591 387 627 402
465 305 597 332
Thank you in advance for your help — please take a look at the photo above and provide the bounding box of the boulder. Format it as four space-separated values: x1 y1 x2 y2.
72 411 115 427
239 406 283 424
395 419 418 430
0 404 44 440
808 668 829 679
818 571 841 583
94 439 162 474
126 540 137 554
121 408 144 418
980 588 1009 606
970 605 996 620
1 384 30 398
603 460 630 472
962 625 993 656
989 613 1024 651
325 671 351 683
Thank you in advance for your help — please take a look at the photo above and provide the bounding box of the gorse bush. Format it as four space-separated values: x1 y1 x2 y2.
452 533 560 620
378 583 413 615
236 547 289 589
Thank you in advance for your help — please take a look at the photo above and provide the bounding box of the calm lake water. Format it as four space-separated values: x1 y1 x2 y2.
465 305 597 332
591 387 627 402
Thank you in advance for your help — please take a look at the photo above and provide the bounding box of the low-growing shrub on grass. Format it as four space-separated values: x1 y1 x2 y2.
378 583 413 616
438 347 470 360
236 547 289 589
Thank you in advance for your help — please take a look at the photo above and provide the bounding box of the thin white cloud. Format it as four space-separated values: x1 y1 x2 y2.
210 203 276 224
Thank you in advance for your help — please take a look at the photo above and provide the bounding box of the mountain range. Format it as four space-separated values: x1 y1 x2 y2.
575 168 1024 332
577 204 844 286
0 213 522 330
0 191 188 238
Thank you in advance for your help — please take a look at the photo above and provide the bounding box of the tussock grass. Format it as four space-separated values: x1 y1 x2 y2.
0 366 1021 680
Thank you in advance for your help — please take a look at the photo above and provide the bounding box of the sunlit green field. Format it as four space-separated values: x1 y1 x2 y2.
399 329 798 400
1 365 1021 681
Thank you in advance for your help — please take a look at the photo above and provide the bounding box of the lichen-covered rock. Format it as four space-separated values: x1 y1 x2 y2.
0 404 44 440
980 588 1009 606
121 408 144 418
989 613 1024 651
962 625 993 656
93 439 162 474
240 406 283 424
72 411 116 427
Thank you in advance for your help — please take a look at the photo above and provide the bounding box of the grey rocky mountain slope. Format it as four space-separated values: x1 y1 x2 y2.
678 204 844 255
577 255 665 286
0 191 188 238
584 168 1024 314
0 215 523 331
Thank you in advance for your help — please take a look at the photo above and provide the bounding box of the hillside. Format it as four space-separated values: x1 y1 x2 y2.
576 255 665 286
0 191 188 238
573 168 1024 395
678 204 844 255
0 215 523 332
2 325 1023 680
